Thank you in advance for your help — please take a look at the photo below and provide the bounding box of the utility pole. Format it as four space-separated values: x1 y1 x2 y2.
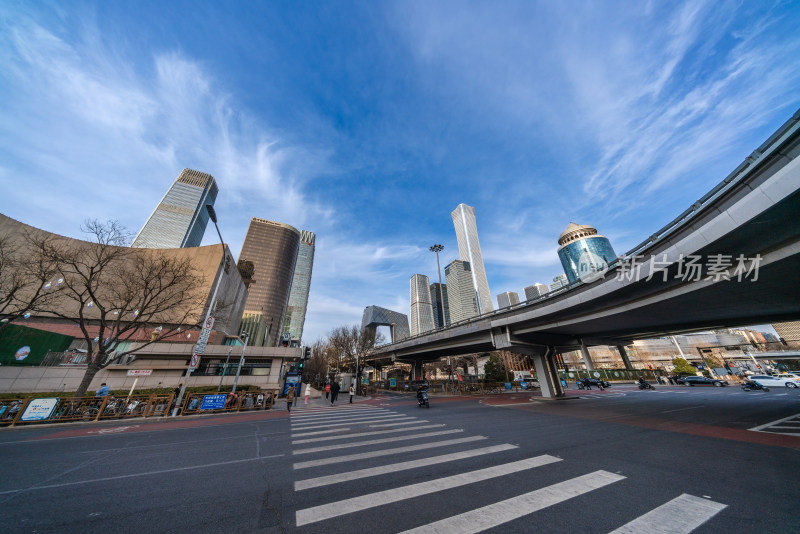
430 244 447 328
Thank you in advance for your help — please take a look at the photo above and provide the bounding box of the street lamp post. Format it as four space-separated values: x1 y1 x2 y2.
231 331 250 393
171 205 227 416
217 346 233 392
429 244 446 329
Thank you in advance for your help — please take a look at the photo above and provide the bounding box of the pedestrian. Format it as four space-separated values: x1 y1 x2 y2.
286 386 295 412
325 382 331 399
304 382 310 405
349 384 354 404
330 381 340 405
96 383 110 397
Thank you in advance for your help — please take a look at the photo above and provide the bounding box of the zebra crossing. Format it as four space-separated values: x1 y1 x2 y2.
286 402 728 532
749 412 800 435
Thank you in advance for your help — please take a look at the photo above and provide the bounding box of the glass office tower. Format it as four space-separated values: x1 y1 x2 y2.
132 169 218 249
239 217 300 346
557 223 617 284
410 274 435 336
430 282 450 328
496 291 520 309
451 203 493 315
282 230 315 345
524 283 549 301
445 260 479 323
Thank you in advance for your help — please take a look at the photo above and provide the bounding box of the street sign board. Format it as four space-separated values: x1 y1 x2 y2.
204 316 215 330
20 398 59 421
188 352 201 372
126 369 152 377
200 394 227 410
390 378 396 387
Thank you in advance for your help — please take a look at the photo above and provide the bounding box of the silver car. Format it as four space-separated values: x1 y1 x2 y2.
748 375 800 388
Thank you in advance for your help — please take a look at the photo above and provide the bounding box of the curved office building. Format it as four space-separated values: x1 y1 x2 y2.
557 223 617 284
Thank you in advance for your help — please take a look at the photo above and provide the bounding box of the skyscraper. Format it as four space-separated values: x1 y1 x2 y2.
524 283 549 301
557 222 617 284
445 260 479 323
451 203 493 315
550 274 568 291
430 282 450 329
410 274 435 336
238 217 300 346
282 230 315 344
496 291 520 309
132 169 218 249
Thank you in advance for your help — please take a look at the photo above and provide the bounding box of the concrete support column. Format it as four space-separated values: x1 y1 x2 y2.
617 344 634 371
413 360 424 380
580 342 595 371
530 349 564 399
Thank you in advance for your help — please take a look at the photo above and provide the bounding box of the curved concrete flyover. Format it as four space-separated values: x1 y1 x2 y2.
371 109 800 398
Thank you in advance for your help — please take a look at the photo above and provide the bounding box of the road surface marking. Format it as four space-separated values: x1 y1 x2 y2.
293 436 487 469
292 415 415 430
292 424 445 444
294 443 518 491
609 493 727 533
293 429 464 455
290 408 387 420
748 412 800 432
0 455 284 495
659 405 705 414
292 427 352 437
398 470 624 534
295 454 561 526
290 410 394 422
368 420 429 428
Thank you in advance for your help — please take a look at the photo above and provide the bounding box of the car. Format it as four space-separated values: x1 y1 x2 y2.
748 375 800 388
582 377 611 388
677 376 729 387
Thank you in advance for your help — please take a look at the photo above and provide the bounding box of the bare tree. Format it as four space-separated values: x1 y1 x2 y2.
326 325 385 375
0 233 61 333
29 220 208 397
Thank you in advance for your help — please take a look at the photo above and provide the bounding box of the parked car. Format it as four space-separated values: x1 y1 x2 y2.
583 377 611 388
677 376 729 387
748 375 800 388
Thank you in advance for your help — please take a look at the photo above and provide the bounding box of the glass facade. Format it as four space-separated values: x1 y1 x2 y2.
361 306 410 342
496 291 520 309
524 283 549 301
239 218 300 346
430 282 450 328
558 237 617 283
410 274 435 335
132 169 218 249
445 260 479 323
451 204 493 315
282 230 315 344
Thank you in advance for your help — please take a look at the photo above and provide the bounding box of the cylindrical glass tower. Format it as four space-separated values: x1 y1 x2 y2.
557 223 616 284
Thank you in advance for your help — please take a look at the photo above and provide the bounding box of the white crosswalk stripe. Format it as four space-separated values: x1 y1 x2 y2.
286 401 727 532
748 412 800 435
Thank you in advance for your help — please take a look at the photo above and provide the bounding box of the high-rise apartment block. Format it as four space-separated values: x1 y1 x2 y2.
496 291 520 309
524 283 549 301
132 168 218 249
430 282 450 329
238 217 300 346
557 222 617 284
282 230 315 345
550 274 568 292
445 260 479 323
410 274 435 336
451 204 493 315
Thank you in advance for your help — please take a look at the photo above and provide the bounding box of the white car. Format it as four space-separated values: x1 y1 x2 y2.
748 374 800 388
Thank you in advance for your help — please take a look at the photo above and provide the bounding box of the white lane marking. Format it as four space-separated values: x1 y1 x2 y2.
748 412 800 432
292 424 445 444
293 429 464 455
292 416 416 430
295 454 561 526
87 425 140 434
295 444 518 491
659 405 705 414
291 413 403 426
293 436 487 470
0 455 284 495
290 408 388 420
292 428 351 437
399 470 624 534
609 493 727 533
368 420 429 428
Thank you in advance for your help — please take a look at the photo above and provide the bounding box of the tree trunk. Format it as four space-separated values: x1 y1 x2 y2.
74 361 102 398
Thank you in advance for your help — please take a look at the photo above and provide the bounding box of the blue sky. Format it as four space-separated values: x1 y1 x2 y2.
1 1 798 342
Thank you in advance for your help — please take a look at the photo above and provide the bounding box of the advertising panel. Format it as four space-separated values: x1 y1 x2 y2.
20 398 59 421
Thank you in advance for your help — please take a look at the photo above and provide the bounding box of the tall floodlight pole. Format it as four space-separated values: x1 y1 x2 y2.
172 205 226 416
429 244 446 329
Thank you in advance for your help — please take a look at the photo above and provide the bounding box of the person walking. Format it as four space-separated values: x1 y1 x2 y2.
325 382 331 399
286 386 295 412
349 384 354 404
330 381 340 405
304 382 310 405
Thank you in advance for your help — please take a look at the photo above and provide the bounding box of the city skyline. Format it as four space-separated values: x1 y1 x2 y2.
2 2 798 341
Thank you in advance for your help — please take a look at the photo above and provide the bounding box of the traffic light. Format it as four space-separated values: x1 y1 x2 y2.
304 346 311 359
298 359 304 371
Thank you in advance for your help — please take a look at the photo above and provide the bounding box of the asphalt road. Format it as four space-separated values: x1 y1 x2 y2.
1 384 799 533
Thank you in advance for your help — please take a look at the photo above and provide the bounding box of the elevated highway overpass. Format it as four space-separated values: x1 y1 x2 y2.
371 109 800 398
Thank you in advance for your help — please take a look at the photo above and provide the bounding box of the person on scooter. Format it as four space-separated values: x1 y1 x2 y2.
416 384 428 404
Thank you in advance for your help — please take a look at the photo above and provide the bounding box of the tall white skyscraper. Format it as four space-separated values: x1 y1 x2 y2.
132 168 218 249
410 274 435 335
451 203 493 315
496 291 520 309
445 260 479 323
283 230 315 344
524 283 549 301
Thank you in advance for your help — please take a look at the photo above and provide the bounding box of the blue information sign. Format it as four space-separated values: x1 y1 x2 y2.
390 378 397 387
504 382 512 390
200 394 227 410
